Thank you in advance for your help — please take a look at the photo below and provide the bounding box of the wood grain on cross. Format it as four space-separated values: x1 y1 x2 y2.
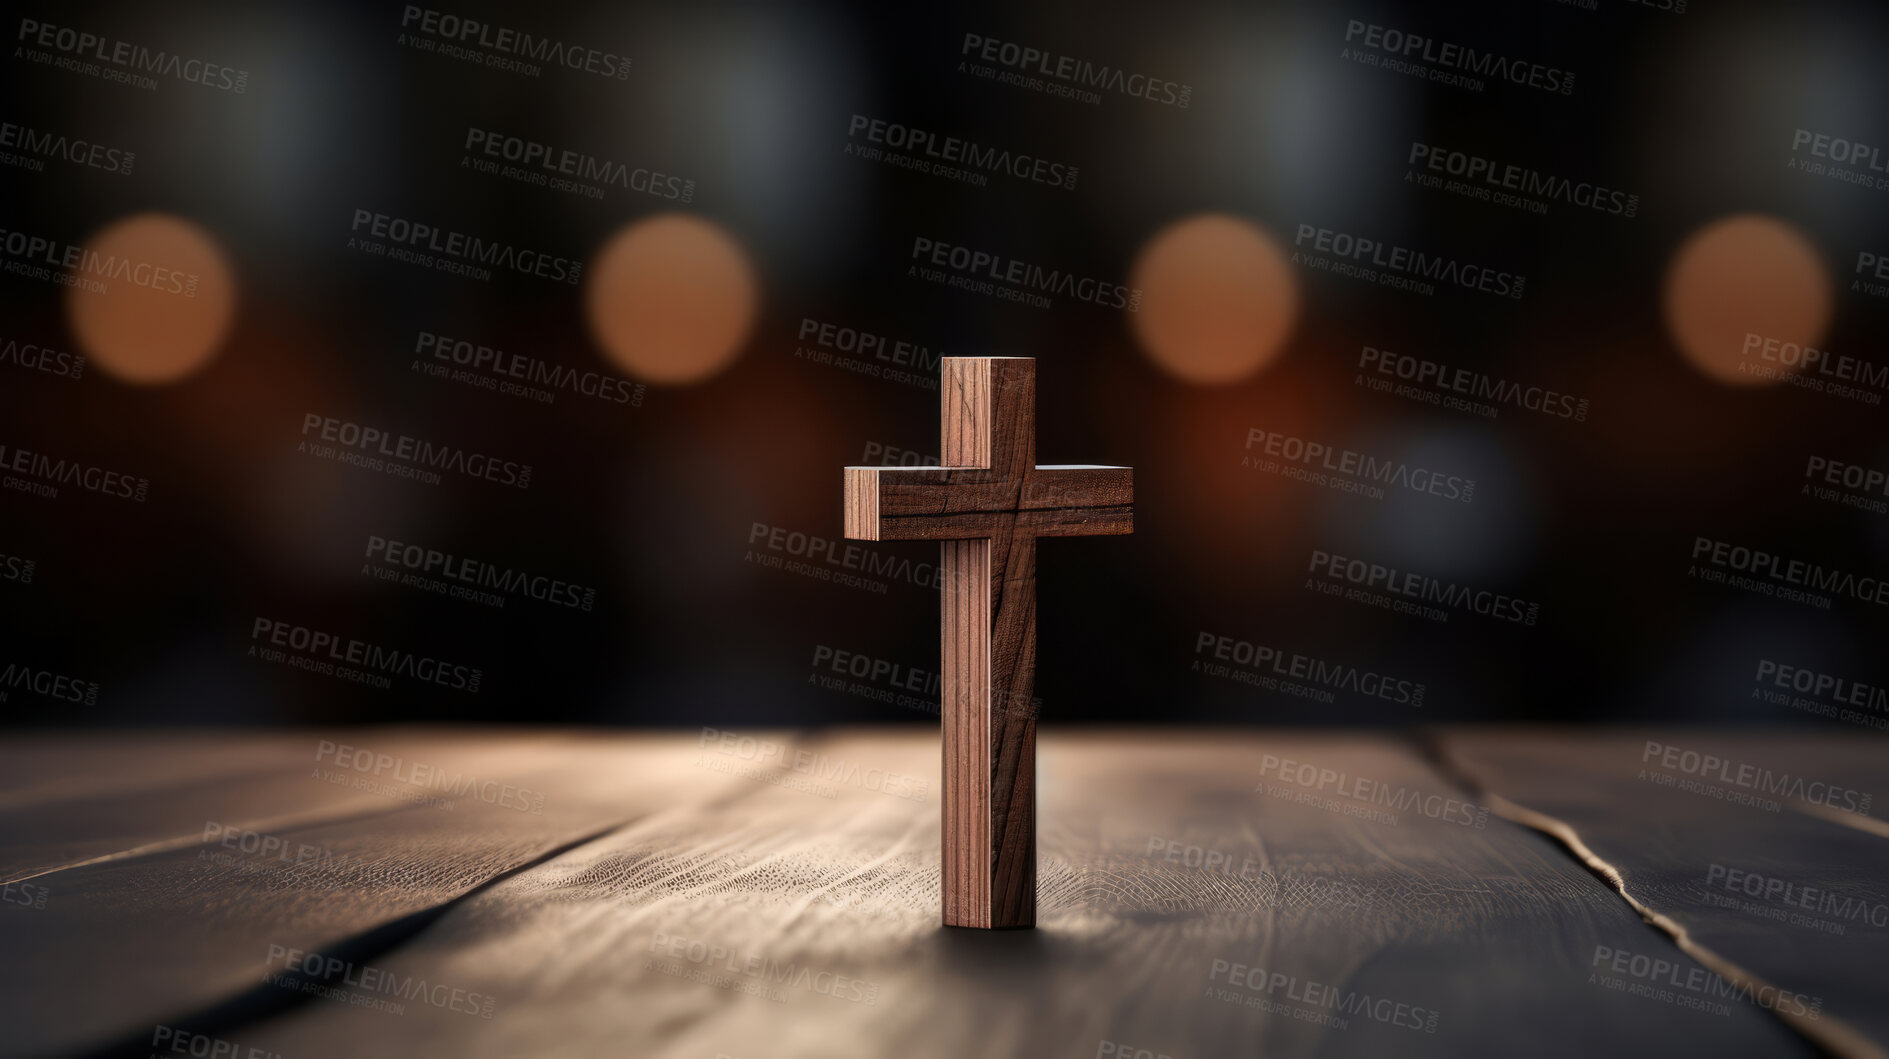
842 356 1132 928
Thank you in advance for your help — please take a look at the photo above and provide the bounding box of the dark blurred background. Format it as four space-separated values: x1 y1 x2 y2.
2 0 1885 729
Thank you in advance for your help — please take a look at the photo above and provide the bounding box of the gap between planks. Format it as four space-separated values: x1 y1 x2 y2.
1415 733 1884 1059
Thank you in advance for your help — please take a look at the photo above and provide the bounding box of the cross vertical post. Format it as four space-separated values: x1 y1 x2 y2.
842 356 1133 929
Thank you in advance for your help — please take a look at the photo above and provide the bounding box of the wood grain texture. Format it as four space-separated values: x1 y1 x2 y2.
942 538 991 927
0 733 566 884
1438 729 1889 1059
841 357 1133 929
42 729 1812 1059
0 734 740 1056
840 466 1134 542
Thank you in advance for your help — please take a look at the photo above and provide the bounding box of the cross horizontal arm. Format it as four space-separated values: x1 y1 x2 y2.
843 465 1133 541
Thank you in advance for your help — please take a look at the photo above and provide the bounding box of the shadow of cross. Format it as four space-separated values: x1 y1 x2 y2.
842 356 1133 929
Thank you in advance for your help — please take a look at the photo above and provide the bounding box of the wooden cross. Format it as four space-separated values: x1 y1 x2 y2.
842 357 1133 928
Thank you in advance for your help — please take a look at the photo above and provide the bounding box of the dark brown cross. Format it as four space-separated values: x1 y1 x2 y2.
842 356 1133 928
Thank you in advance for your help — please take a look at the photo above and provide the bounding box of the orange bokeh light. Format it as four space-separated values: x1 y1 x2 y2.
583 213 760 386
1128 213 1299 386
1662 214 1831 387
64 213 237 386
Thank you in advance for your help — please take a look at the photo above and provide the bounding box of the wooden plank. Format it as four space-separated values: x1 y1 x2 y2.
946 356 1033 930
0 732 323 810
0 732 744 1056
841 466 1134 541
942 356 993 470
1439 729 1889 1058
1024 466 1136 535
942 537 992 927
981 531 1035 929
166 731 1809 1059
0 732 564 883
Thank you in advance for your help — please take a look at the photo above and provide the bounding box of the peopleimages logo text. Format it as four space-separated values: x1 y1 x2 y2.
365 534 597 611
1756 660 1888 713
299 413 532 489
910 237 1139 310
265 942 499 1017
399 6 629 79
1691 537 1889 608
415 330 641 405
960 33 1191 107
0 121 134 175
463 127 692 201
253 619 483 693
0 661 100 704
0 336 85 380
16 18 249 92
847 114 1078 190
1294 224 1523 300
1244 427 1475 502
1641 740 1871 816
0 225 198 295
1344 20 1572 96
1207 956 1441 1030
1407 142 1635 216
0 440 149 501
1194 632 1426 706
350 209 582 285
1309 549 1540 625
1360 345 1587 419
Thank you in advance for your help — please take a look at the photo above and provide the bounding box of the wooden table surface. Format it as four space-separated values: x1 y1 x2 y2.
0 728 1879 1059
